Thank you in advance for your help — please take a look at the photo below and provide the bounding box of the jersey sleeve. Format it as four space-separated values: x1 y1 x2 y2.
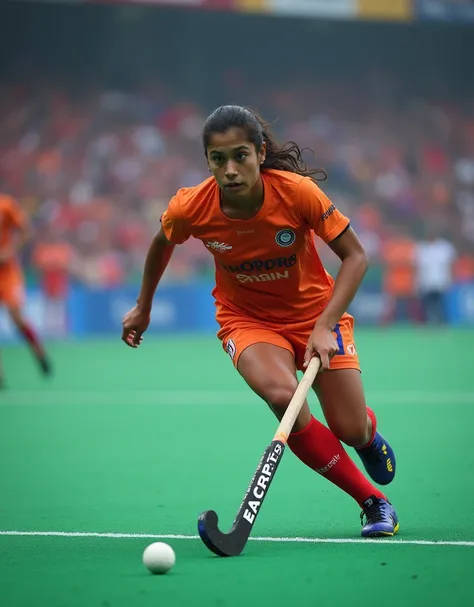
296 177 350 243
160 195 191 245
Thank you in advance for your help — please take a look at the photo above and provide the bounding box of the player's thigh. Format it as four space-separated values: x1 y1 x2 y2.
238 341 312 431
237 341 297 403
312 314 366 445
219 322 311 429
284 312 367 444
220 322 296 398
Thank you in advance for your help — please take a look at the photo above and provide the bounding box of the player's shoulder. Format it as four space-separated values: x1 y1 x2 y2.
264 169 307 189
263 169 320 197
264 170 324 214
171 177 218 222
174 177 217 208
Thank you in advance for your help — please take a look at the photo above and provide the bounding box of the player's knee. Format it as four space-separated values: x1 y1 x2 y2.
264 382 298 419
329 418 368 447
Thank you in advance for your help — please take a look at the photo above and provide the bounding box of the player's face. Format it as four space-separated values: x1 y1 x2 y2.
206 128 266 200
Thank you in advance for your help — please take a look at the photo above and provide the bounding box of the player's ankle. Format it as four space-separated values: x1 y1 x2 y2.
357 409 377 449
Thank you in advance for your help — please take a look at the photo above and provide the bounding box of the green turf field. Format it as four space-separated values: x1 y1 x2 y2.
1 328 474 606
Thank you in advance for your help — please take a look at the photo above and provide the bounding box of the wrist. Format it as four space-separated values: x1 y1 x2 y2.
136 299 152 314
314 315 335 332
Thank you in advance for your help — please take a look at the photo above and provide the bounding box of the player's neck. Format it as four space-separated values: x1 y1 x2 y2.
220 177 264 220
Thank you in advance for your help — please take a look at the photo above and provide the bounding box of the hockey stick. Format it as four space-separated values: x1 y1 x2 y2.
197 356 321 556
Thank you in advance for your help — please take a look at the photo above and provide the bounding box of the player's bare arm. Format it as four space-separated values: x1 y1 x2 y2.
122 227 175 348
0 221 31 264
304 227 368 370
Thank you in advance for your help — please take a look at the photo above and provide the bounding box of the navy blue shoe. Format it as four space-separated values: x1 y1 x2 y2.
356 430 396 486
360 496 399 537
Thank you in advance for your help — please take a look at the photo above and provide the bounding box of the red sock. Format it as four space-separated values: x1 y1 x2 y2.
360 407 377 449
19 323 46 359
288 416 386 507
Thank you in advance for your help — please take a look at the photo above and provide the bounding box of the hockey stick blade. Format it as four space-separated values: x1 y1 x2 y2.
198 439 285 557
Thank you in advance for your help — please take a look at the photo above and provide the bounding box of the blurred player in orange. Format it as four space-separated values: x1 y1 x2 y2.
0 192 52 387
121 106 399 537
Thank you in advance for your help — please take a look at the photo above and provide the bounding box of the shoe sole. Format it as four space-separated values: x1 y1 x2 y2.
363 522 400 538
376 475 396 486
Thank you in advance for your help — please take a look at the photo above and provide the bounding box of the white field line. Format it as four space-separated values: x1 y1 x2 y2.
0 530 473 547
1 389 473 407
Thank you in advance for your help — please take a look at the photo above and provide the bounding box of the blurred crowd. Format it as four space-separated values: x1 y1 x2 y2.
1 72 474 319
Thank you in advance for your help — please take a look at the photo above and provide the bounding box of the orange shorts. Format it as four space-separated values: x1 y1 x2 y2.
0 264 25 308
217 309 360 372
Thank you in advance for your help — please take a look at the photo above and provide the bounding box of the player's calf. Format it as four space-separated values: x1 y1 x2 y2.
9 308 52 376
327 417 370 448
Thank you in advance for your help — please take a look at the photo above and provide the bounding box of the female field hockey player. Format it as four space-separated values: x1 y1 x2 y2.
122 105 399 537
0 192 52 388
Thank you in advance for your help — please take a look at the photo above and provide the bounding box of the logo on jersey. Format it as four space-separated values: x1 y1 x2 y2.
347 343 357 356
321 204 336 221
222 255 296 274
236 271 289 284
226 339 236 360
221 255 296 284
206 241 232 253
275 229 296 247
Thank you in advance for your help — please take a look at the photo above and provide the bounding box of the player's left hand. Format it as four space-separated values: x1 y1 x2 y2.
304 324 339 371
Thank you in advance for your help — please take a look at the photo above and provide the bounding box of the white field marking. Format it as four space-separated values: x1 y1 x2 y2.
1 390 473 407
0 530 473 547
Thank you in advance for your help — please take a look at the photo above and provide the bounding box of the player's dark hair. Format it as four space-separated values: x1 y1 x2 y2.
203 105 327 181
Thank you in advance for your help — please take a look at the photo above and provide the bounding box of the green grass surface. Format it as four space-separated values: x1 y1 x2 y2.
1 329 473 606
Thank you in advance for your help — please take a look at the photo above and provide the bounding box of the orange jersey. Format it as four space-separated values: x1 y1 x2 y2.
161 169 350 323
0 194 26 273
32 242 73 298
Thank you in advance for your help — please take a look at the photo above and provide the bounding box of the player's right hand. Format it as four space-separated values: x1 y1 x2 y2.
121 305 150 348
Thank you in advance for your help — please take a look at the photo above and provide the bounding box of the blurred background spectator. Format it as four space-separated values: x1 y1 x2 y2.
415 226 457 324
1 1 474 332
